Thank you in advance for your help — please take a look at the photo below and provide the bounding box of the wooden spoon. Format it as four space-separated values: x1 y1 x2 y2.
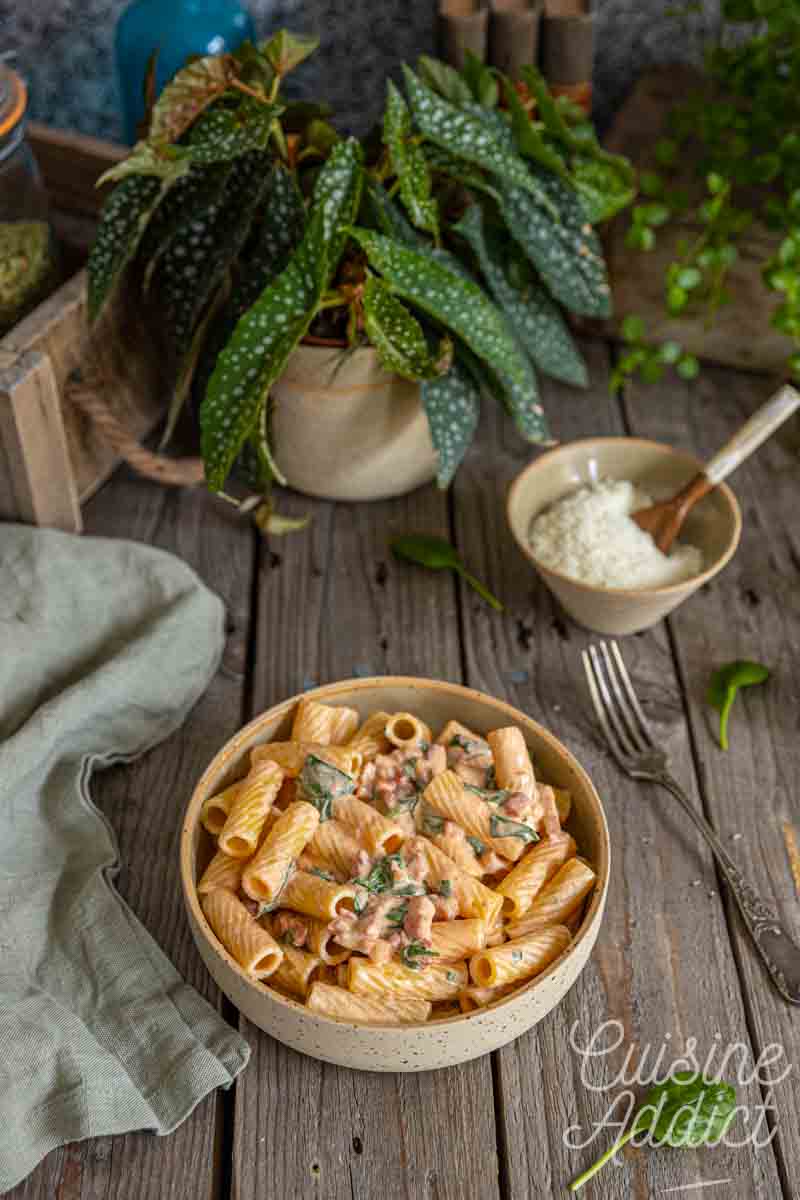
633 383 800 553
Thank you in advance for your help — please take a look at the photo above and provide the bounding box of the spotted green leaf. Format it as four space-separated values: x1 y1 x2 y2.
501 78 568 178
454 204 588 387
417 55 472 105
186 97 282 165
148 54 235 145
200 144 363 491
498 172 612 317
139 162 233 292
227 163 305 317
88 174 167 323
362 275 448 381
261 29 319 76
383 81 438 236
361 181 424 246
423 143 500 201
571 154 637 224
97 141 191 188
421 359 480 486
346 227 530 391
403 68 557 217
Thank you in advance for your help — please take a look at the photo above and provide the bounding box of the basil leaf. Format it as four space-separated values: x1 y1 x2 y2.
298 752 356 821
464 784 511 806
707 660 770 750
421 805 445 836
489 813 539 844
385 902 409 927
352 852 403 894
466 835 486 857
439 879 453 898
400 939 439 970
309 866 336 883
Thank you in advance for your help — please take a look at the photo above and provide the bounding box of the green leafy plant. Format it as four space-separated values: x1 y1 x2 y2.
89 32 629 518
615 2 800 392
391 533 503 610
570 1071 737 1191
707 659 770 750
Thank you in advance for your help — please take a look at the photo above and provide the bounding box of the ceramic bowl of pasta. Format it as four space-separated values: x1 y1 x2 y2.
180 678 609 1071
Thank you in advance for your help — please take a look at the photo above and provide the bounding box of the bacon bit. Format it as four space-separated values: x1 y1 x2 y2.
403 895 435 944
443 818 465 840
272 911 309 948
405 846 428 882
352 848 372 878
239 895 262 918
356 760 376 801
431 893 460 921
502 790 532 819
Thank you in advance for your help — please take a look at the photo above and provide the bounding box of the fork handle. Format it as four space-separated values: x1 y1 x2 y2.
656 770 800 1005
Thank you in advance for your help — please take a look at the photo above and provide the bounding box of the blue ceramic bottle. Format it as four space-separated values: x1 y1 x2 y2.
115 0 257 144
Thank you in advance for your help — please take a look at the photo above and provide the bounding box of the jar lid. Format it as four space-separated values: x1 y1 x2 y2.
0 66 27 138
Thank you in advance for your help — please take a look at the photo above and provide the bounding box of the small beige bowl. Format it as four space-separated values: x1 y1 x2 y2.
507 438 742 636
181 677 609 1072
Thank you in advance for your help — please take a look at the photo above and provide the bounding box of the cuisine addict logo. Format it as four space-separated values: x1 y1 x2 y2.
563 1019 792 1167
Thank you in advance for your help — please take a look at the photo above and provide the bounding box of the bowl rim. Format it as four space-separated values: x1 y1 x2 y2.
181 675 610 1032
507 436 742 599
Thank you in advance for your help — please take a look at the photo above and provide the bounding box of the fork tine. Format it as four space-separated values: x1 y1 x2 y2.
587 645 640 760
581 650 629 770
599 641 649 753
609 640 656 749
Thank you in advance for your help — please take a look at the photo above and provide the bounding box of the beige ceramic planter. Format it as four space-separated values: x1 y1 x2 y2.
270 344 438 501
181 677 610 1072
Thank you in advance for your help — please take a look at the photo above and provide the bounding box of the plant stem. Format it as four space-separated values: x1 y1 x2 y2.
456 567 503 612
569 1128 637 1192
230 78 268 103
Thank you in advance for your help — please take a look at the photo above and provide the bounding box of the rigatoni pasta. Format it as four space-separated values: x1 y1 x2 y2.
195 700 595 1024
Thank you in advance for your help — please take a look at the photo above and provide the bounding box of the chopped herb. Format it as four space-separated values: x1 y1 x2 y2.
298 753 354 821
308 866 336 882
439 879 453 898
353 890 368 914
388 791 420 815
421 805 445 836
419 740 430 753
446 970 458 983
485 764 497 789
511 949 523 963
400 939 439 970
352 852 403 894
391 882 427 896
402 758 419 780
258 861 294 912
282 929 297 947
489 813 539 844
466 835 487 857
385 902 409 927
465 783 511 805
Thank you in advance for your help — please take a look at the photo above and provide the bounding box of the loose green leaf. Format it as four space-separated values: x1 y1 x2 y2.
416 55 472 105
87 174 164 324
383 80 438 236
186 97 283 165
454 204 588 387
362 275 448 380
200 142 363 490
402 67 558 217
570 1072 737 1191
391 533 503 610
148 54 235 145
262 29 319 76
346 227 530 392
707 660 770 749
421 360 481 486
498 172 612 317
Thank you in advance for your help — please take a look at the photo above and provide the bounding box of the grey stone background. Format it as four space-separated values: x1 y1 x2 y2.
1 0 729 142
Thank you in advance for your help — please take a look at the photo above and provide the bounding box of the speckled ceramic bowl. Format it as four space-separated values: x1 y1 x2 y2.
180 678 610 1071
507 438 742 636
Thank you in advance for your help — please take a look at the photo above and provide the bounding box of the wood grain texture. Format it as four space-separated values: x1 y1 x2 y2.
6 461 256 1200
624 365 800 1197
233 487 501 1200
28 121 125 217
450 342 785 1198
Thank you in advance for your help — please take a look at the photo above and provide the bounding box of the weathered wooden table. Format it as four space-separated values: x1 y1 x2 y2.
10 342 800 1200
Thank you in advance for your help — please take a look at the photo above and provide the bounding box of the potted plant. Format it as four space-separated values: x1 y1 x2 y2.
88 31 634 517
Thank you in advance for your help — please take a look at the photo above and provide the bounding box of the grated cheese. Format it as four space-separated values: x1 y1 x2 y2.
528 478 703 590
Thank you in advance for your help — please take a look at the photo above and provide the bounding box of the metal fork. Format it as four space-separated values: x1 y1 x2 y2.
582 640 800 1006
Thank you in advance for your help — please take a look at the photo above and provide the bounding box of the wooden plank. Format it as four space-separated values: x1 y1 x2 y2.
0 349 81 530
604 67 789 373
7 467 256 1200
623 365 800 1193
234 488 502 1200
28 121 125 217
450 341 785 1198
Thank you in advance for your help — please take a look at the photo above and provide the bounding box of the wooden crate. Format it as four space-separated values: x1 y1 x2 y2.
0 125 165 532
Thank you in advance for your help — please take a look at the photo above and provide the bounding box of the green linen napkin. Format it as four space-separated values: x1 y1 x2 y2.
0 524 250 1192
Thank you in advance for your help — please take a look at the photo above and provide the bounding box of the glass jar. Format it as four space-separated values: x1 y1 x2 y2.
116 0 258 145
0 66 58 337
